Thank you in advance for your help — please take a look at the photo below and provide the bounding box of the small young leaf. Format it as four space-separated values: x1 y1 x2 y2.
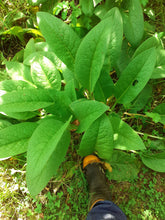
0 89 56 112
70 99 109 132
26 117 71 196
115 48 156 104
141 151 165 172
109 115 145 151
37 12 81 70
146 103 165 124
107 151 140 181
0 122 38 158
31 56 61 90
79 114 113 160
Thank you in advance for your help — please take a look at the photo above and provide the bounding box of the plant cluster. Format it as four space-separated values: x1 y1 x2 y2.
0 0 164 198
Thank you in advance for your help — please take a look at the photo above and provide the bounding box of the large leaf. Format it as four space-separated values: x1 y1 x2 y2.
0 89 56 112
0 80 35 95
45 91 72 122
115 48 156 104
0 122 38 158
151 49 165 79
125 84 152 113
102 7 123 68
75 8 122 93
0 120 12 130
24 38 36 61
141 151 165 172
24 51 63 71
94 70 114 103
31 55 61 90
3 111 38 120
109 115 145 151
70 99 109 133
26 117 71 196
121 0 144 47
79 114 113 160
132 36 162 58
107 151 140 181
80 0 94 16
6 61 33 83
37 12 81 70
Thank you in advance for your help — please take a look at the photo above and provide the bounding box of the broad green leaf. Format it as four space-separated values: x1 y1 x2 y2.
93 0 102 7
121 0 144 47
79 114 113 160
24 51 63 71
141 151 165 172
26 117 71 196
75 8 122 93
146 103 165 124
125 84 152 113
0 89 56 112
6 61 33 83
4 111 38 120
35 42 51 52
24 38 36 61
37 12 81 70
0 120 12 130
102 8 123 69
75 19 110 93
70 99 109 133
12 49 24 62
0 80 36 95
115 48 156 104
62 66 79 88
107 151 140 181
115 39 133 76
65 80 77 102
94 71 114 103
0 122 37 158
94 0 114 19
45 91 72 122
109 115 145 150
151 66 165 79
151 49 165 79
31 56 61 90
133 36 162 58
80 0 94 16
150 140 165 151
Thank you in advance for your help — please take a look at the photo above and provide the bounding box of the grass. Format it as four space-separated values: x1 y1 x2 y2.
0 151 165 219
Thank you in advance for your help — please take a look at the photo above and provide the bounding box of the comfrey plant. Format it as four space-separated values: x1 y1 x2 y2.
0 0 165 196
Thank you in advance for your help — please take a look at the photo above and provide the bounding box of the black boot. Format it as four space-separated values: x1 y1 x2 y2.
83 155 111 210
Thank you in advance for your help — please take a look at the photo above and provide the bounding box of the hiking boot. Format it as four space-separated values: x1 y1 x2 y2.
83 155 111 210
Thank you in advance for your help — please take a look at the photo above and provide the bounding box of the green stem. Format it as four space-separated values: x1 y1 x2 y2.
137 132 164 140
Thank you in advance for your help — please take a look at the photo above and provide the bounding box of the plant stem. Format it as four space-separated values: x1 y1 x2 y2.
137 132 165 140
